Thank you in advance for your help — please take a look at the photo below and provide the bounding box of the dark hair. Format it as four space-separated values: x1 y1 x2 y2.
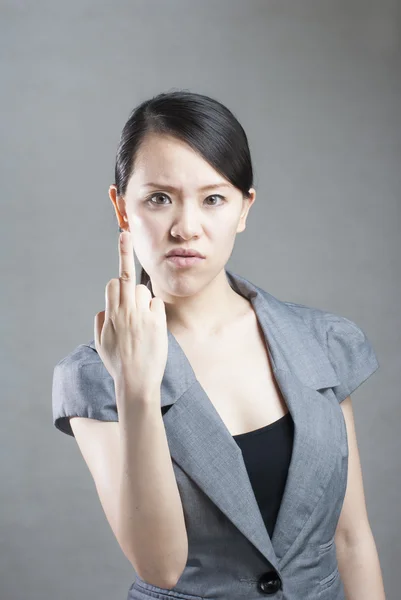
113 89 255 289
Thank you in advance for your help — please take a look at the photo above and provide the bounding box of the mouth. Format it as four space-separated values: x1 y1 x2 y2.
166 255 205 267
165 249 205 258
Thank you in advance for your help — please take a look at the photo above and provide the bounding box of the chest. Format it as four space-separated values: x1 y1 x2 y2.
173 315 289 436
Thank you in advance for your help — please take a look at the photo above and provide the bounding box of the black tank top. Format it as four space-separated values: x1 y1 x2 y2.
232 412 294 539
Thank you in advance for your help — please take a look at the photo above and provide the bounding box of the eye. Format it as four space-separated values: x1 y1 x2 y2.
145 193 225 207
146 193 171 206
205 194 225 206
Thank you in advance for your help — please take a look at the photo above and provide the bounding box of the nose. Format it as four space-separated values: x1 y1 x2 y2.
170 203 203 239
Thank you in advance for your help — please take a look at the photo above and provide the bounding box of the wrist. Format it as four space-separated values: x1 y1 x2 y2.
115 379 161 407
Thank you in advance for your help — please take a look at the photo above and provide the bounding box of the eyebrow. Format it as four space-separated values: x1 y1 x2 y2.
141 182 231 192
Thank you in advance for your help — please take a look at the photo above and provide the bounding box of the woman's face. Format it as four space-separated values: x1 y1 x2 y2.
111 133 255 297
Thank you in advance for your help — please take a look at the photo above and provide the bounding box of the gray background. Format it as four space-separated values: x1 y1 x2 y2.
2 0 399 598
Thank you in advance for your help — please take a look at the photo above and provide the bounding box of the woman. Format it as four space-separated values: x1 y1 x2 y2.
52 90 384 599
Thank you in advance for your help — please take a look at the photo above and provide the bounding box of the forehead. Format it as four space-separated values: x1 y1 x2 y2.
128 133 231 190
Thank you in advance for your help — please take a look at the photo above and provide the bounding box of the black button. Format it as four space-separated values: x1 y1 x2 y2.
257 570 283 595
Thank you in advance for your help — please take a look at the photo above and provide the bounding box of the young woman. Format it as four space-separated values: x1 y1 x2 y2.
52 90 384 600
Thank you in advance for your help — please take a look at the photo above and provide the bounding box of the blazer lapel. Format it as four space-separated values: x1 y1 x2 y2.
88 268 342 574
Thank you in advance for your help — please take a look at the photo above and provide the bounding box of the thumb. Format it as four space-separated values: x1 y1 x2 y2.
94 310 106 351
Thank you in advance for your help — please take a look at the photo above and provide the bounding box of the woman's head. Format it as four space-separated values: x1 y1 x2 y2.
109 90 256 297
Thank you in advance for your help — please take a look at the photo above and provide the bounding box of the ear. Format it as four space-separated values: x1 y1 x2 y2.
236 188 256 233
109 185 129 231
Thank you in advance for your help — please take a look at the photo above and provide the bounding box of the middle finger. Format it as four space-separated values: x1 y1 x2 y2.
119 231 136 308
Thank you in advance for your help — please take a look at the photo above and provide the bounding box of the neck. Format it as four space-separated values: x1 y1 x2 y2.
152 269 251 339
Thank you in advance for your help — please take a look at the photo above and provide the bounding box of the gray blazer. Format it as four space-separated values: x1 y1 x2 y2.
52 268 380 600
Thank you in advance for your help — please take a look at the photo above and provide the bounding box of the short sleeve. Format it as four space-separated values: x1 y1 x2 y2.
325 314 380 403
52 344 118 437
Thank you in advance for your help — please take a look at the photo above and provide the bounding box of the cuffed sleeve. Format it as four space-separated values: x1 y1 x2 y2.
325 314 380 403
52 344 118 437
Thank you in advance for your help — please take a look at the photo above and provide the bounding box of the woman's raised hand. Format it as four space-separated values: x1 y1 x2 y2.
94 231 168 402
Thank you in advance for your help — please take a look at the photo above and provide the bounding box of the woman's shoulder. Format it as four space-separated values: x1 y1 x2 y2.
52 340 116 438
54 340 100 371
282 297 370 345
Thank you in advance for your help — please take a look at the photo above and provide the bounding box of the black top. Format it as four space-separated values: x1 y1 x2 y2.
232 412 294 539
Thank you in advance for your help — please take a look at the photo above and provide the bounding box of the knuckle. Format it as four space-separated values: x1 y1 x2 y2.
120 270 131 281
106 278 119 288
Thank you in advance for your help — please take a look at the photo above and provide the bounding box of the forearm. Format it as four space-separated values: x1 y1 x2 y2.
336 528 386 600
116 385 188 589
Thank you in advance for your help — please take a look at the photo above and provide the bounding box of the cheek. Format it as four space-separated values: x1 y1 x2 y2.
131 214 163 239
212 218 239 238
